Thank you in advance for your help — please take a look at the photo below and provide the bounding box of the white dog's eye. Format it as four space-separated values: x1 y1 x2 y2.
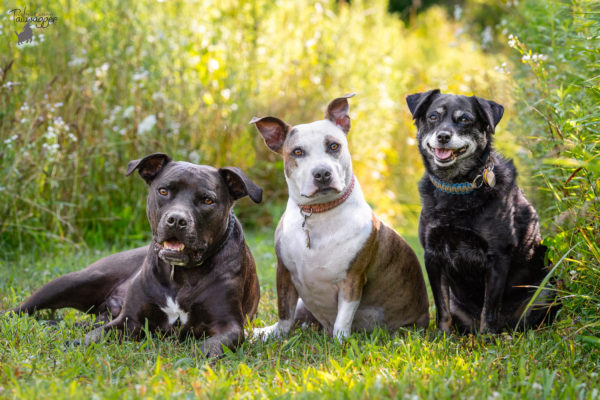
329 142 340 152
292 148 304 157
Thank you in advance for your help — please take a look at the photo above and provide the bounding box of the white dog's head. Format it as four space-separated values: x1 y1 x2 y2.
251 94 356 205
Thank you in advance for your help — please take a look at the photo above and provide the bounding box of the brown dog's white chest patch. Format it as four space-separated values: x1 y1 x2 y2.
160 296 189 325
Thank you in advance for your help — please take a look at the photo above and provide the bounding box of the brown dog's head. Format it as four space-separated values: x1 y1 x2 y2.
406 89 504 180
126 153 262 266
250 94 356 205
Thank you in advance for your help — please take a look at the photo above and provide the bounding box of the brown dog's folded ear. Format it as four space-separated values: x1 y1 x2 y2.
406 89 441 120
126 153 172 184
219 167 263 203
325 93 356 134
473 96 504 134
250 116 291 153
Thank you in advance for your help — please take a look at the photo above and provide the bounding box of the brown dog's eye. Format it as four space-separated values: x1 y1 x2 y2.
329 143 340 152
292 148 304 157
158 188 168 196
203 198 214 205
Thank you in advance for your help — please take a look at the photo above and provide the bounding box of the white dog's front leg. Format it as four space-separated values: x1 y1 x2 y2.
333 292 360 341
252 319 293 342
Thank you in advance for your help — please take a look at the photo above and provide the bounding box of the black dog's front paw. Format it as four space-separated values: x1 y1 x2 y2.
479 319 501 335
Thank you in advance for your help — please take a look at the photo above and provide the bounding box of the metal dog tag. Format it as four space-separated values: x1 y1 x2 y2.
300 209 312 249
484 168 496 187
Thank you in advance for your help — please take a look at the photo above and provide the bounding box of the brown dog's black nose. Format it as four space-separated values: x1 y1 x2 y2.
436 131 452 144
313 168 332 186
166 211 188 229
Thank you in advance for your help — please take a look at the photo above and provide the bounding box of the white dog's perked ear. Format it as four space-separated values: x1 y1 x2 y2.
325 93 356 134
250 116 292 153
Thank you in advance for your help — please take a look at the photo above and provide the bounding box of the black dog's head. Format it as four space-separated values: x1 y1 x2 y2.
406 89 504 180
126 153 262 267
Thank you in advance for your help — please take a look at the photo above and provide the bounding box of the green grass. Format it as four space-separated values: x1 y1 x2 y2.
1 231 598 399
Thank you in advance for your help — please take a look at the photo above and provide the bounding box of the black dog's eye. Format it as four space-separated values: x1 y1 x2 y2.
203 197 214 205
329 142 340 152
428 114 438 122
458 116 471 124
158 188 169 196
292 148 304 157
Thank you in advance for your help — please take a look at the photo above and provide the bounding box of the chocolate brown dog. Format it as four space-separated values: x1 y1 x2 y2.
407 89 559 334
252 95 429 341
8 153 262 356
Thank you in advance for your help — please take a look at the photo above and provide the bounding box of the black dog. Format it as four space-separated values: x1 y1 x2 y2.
406 89 559 334
8 153 262 356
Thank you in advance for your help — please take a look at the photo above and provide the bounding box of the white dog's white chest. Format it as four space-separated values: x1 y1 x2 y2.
160 296 189 325
279 195 372 327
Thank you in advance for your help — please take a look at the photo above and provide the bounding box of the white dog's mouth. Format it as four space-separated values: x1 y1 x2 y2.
428 144 469 164
301 186 340 198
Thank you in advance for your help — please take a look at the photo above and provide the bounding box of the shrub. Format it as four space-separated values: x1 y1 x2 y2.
506 0 600 339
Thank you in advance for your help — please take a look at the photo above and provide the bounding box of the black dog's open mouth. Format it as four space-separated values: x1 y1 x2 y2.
158 240 185 252
155 239 207 266
429 144 468 163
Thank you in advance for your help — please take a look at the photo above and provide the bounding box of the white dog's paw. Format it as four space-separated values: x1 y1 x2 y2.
333 327 351 342
252 320 292 342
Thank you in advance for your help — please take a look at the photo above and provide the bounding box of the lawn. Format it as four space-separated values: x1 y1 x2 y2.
1 229 598 399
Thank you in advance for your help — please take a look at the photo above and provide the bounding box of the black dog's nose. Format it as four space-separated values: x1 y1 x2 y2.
165 211 188 229
436 131 452 144
313 168 332 185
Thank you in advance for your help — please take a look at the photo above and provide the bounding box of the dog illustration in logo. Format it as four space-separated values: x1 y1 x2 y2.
15 23 33 45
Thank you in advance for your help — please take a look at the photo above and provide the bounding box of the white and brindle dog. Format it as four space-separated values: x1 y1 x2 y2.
251 94 429 340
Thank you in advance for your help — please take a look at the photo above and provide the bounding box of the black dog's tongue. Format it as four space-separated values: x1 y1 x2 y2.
435 148 453 160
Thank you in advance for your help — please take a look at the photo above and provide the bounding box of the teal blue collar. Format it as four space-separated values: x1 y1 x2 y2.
428 160 496 195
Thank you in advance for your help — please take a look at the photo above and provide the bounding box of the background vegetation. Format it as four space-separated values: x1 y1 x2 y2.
0 0 598 398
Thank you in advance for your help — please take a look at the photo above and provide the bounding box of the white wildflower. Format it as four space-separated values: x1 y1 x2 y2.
532 383 542 390
122 106 135 119
220 88 231 100
188 151 201 164
482 26 492 47
454 5 462 20
137 115 157 135
207 58 219 73
133 70 149 81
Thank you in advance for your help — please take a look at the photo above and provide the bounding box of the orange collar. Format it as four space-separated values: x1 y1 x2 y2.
298 175 356 214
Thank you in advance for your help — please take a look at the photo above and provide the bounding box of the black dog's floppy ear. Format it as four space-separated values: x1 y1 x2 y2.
126 153 172 184
325 93 356 134
406 89 441 120
219 167 263 203
473 96 504 134
250 116 292 153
